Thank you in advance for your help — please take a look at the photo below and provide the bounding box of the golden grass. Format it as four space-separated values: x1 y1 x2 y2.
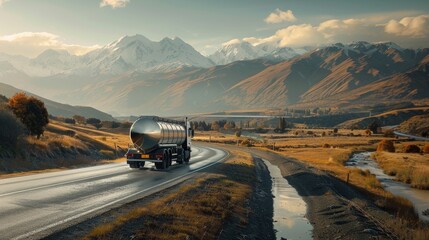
84 150 254 240
193 129 429 238
377 140 395 152
373 152 429 189
0 121 131 177
423 144 429 153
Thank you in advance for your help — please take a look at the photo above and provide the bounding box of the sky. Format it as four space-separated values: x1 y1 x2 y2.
0 0 428 57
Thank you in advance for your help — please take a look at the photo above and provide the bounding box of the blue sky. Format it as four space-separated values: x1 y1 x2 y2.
0 0 428 57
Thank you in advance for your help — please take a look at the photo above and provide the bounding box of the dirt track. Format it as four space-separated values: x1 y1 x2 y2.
242 147 397 240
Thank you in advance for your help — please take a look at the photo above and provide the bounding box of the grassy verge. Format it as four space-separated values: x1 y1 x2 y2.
84 150 255 240
0 121 130 177
372 151 429 189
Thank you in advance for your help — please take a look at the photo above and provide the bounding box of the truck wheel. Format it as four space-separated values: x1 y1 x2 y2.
155 152 168 170
184 150 190 163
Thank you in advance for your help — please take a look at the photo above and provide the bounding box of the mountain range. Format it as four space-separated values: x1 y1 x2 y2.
0 34 428 116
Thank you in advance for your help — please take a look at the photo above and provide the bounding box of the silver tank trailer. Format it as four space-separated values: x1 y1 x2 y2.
130 117 186 153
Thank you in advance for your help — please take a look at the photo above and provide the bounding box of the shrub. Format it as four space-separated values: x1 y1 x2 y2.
255 127 268 133
404 144 421 153
235 130 242 138
8 92 49 138
365 129 372 136
73 115 86 124
383 129 395 138
322 143 331 148
377 140 395 152
0 110 24 148
423 144 429 154
241 139 253 147
333 128 338 134
86 118 101 125
102 121 120 128
64 118 76 124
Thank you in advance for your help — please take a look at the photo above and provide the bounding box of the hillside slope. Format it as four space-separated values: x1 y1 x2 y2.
337 107 429 129
0 82 115 120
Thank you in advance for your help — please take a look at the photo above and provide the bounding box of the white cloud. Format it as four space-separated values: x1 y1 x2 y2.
265 9 297 24
384 15 429 38
0 0 10 7
0 32 100 57
224 14 429 49
100 0 129 9
222 38 242 46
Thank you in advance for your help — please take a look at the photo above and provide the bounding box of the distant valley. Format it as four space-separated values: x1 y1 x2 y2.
0 35 428 116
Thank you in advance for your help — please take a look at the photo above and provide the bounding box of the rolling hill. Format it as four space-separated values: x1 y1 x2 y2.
0 82 115 120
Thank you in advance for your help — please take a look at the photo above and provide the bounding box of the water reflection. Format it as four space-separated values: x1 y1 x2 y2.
346 152 429 222
263 159 313 240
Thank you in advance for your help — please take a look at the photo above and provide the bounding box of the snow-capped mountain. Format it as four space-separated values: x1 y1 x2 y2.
209 40 306 65
80 35 214 74
328 41 405 57
0 34 215 77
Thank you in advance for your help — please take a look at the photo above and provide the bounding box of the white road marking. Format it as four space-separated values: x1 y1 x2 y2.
12 146 228 240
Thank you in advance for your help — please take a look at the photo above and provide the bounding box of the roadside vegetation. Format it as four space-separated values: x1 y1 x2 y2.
84 150 255 240
193 122 429 239
373 141 429 190
0 93 131 176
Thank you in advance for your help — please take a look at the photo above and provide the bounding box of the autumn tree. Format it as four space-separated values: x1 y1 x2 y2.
211 121 220 131
8 92 49 138
72 115 86 124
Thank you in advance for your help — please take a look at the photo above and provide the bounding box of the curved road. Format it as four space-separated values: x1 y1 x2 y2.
0 145 227 240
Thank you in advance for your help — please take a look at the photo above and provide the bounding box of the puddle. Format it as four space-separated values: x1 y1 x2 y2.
346 152 429 222
263 159 313 240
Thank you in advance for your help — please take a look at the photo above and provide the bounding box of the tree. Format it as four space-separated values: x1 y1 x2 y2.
211 121 220 131
102 121 120 128
86 118 101 125
368 120 379 134
377 140 395 152
235 129 242 138
73 115 86 124
86 118 102 129
120 121 133 128
365 129 372 136
224 121 236 130
64 118 76 124
8 92 49 138
0 110 24 147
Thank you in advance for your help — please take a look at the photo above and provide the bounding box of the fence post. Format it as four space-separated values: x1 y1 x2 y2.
114 143 118 158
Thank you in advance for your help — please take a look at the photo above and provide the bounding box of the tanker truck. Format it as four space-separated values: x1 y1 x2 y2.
125 116 193 170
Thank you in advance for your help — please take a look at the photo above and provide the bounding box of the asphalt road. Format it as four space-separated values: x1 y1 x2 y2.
0 145 227 240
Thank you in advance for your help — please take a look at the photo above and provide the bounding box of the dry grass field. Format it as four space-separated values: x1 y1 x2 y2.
194 129 429 238
84 150 255 240
373 142 429 189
